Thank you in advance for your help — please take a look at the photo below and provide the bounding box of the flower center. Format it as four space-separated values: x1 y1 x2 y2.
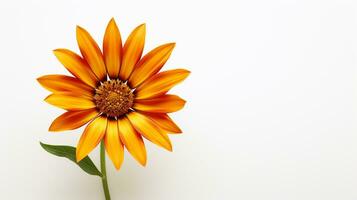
94 79 134 118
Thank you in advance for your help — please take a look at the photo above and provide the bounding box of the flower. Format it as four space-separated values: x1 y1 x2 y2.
37 18 190 170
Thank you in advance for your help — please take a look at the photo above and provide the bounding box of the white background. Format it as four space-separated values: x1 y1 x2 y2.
1 0 357 199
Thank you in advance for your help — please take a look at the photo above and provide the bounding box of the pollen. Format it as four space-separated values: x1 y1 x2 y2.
94 79 134 117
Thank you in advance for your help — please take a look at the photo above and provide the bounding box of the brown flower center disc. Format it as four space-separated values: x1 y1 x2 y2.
94 79 134 117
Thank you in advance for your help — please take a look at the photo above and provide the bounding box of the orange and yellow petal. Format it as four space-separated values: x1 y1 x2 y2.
128 43 175 88
135 69 190 100
134 95 186 113
76 26 107 81
37 74 94 97
119 24 146 81
45 92 95 111
49 108 99 132
118 117 147 166
142 112 182 134
76 116 107 162
127 112 172 151
53 49 98 87
103 18 122 79
104 119 124 170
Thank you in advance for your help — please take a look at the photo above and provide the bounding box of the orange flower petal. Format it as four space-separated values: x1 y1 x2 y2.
134 95 186 113
53 49 98 87
135 69 190 100
103 18 122 79
37 74 94 97
118 117 147 166
119 24 146 81
76 26 107 81
128 43 175 88
49 108 99 132
76 116 107 162
141 112 182 134
104 119 124 170
45 92 95 111
127 112 172 151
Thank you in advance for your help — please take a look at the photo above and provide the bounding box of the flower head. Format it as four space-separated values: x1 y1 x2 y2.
38 18 190 170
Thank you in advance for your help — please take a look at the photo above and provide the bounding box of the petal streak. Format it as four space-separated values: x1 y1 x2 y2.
119 24 146 81
118 117 147 166
135 69 190 99
104 119 124 170
103 18 122 79
77 26 107 81
76 116 107 162
45 92 95 110
134 95 186 113
128 43 175 88
142 112 182 133
127 112 172 151
37 74 94 97
53 49 98 87
49 109 99 131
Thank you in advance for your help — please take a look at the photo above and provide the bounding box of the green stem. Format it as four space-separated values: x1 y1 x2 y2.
100 141 111 200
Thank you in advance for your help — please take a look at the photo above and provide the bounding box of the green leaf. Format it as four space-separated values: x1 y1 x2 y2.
40 142 102 177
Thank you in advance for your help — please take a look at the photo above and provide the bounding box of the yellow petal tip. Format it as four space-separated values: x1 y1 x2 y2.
136 155 147 167
140 160 147 167
76 26 86 35
48 123 63 132
168 42 176 47
76 25 83 30
48 126 56 132
113 163 122 170
137 23 146 32
107 18 119 31
52 49 61 54
164 141 173 152
52 48 67 57
36 76 43 83
163 42 176 52
179 69 191 77
109 17 116 24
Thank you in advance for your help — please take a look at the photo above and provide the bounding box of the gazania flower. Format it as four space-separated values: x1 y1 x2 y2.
38 18 190 170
